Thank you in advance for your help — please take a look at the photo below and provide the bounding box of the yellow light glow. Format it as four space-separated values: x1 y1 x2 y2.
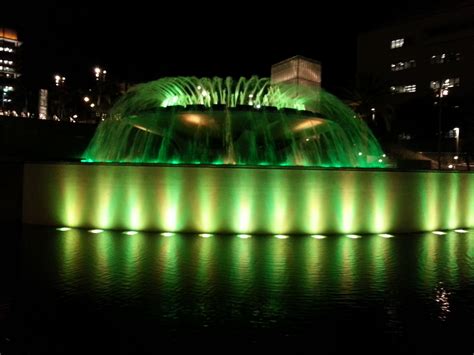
292 118 325 131
123 231 138 235
432 231 447 235
311 235 327 239
454 229 468 233
57 227 71 231
181 113 215 127
237 234 251 239
199 233 213 238
379 233 394 238
275 234 289 239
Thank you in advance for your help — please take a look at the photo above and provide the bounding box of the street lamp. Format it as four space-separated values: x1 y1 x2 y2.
93 67 106 81
54 74 66 87
453 127 460 154
436 81 450 169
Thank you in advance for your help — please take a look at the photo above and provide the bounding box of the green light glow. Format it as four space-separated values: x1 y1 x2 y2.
311 235 327 239
83 76 385 168
23 164 474 235
199 233 213 238
57 227 71 231
379 233 394 238
432 231 447 235
454 229 468 233
275 234 289 239
237 234 251 239
123 231 138 235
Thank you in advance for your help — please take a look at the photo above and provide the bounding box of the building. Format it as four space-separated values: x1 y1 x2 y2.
357 3 474 136
358 4 474 102
271 55 322 112
271 55 321 89
0 28 21 111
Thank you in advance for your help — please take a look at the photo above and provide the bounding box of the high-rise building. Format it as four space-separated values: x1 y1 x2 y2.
0 28 21 111
271 55 322 90
357 4 474 106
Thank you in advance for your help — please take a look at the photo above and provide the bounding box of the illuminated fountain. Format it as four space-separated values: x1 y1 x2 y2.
83 76 385 168
21 77 474 235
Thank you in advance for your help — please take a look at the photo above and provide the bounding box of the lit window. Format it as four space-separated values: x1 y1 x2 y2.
431 52 461 64
430 78 460 90
391 59 416 71
391 38 404 49
390 84 416 93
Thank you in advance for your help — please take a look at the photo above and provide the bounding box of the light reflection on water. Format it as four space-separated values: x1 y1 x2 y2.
3 226 474 353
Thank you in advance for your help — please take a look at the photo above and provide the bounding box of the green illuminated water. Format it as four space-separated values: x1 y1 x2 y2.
83 77 385 168
4 226 474 353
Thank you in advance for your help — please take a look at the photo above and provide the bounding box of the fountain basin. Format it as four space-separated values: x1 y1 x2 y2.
22 162 474 234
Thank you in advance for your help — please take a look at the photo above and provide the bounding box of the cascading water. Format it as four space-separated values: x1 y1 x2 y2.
83 76 386 168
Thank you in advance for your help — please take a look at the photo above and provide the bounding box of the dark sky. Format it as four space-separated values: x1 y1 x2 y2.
1 0 467 92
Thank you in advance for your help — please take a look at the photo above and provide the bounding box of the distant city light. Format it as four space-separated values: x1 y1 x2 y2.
54 74 65 86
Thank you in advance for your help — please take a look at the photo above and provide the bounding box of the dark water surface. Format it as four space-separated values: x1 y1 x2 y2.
1 226 474 354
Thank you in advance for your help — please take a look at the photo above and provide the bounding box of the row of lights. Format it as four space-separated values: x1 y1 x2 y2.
56 228 470 238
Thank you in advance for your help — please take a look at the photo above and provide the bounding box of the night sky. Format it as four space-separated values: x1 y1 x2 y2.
1 0 467 92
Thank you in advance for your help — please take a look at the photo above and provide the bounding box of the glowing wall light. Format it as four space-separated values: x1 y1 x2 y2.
22 164 474 235
89 229 104 234
346 234 362 239
311 235 327 239
57 227 71 231
161 232 175 237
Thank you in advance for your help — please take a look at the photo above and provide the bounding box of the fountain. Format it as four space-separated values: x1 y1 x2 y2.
21 77 474 235
83 76 385 168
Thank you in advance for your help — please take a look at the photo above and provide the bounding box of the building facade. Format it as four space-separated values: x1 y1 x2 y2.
271 55 321 89
271 55 322 112
0 28 21 112
358 4 474 104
